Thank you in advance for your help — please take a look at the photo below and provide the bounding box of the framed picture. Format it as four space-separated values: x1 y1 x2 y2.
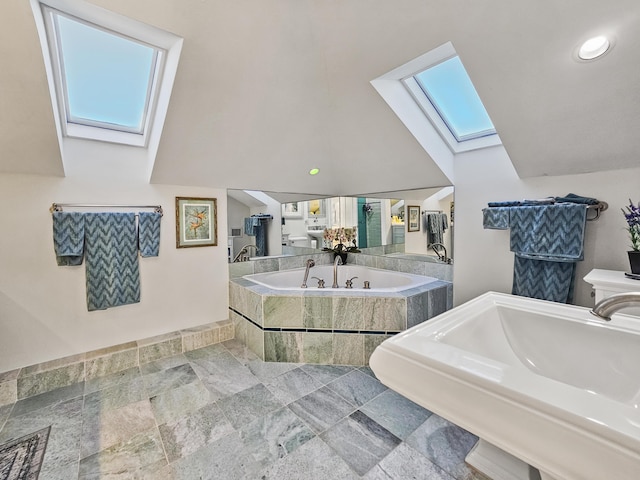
407 205 420 232
282 202 302 218
175 197 218 248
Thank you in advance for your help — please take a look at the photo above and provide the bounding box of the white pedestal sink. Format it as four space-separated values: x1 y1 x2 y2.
370 292 640 480
306 226 325 248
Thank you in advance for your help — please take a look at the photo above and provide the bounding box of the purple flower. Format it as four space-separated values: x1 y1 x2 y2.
622 199 640 251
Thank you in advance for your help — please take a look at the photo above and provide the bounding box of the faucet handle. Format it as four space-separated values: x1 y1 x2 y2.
311 277 325 288
345 276 358 289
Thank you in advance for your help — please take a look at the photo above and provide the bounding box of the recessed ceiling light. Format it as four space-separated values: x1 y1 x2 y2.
578 35 610 60
309 168 320 175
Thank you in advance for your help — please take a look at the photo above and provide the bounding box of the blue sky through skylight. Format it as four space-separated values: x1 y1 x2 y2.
414 56 495 142
56 14 155 131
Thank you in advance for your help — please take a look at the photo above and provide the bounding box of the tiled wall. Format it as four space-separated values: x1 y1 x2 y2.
229 251 334 279
351 254 454 282
0 320 233 406
231 249 453 283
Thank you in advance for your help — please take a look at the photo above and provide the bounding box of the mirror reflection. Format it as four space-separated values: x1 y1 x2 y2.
226 187 454 263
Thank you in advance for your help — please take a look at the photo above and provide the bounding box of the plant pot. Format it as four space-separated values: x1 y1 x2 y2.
628 251 640 274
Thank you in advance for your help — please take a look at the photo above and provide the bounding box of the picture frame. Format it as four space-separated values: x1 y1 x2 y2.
282 202 302 218
407 205 420 232
175 197 218 248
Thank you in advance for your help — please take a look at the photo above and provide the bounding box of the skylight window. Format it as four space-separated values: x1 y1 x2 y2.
378 42 502 155
32 0 183 179
413 57 496 142
32 0 184 150
55 13 157 134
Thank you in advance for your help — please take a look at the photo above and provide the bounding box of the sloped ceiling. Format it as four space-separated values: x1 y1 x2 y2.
2 0 639 195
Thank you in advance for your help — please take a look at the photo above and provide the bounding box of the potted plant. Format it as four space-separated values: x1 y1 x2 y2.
623 199 640 274
322 227 360 264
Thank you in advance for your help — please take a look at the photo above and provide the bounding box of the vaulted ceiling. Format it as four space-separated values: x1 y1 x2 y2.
2 0 639 197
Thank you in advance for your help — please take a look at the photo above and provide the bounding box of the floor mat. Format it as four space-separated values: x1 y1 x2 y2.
0 427 50 480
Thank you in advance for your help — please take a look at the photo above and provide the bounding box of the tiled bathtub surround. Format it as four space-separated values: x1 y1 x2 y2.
352 253 454 282
230 274 452 366
0 320 233 407
229 251 335 278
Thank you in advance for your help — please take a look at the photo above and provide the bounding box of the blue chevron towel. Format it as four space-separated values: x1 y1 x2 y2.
554 193 599 205
482 207 510 230
488 201 522 207
244 217 255 236
252 215 272 256
425 213 448 245
138 212 161 257
509 204 588 261
84 213 140 311
512 256 577 304
510 204 587 304
52 212 85 266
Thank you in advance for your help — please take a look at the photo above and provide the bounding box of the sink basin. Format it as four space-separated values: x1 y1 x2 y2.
370 292 640 480
306 227 325 239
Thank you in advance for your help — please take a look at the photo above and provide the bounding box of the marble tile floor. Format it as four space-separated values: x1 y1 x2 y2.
0 340 489 480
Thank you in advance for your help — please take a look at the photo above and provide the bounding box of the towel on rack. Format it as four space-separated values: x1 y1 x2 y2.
521 197 555 206
138 212 161 257
509 203 587 304
554 193 600 205
425 213 447 245
52 211 85 266
509 204 588 261
512 256 577 304
244 217 256 236
488 201 522 207
488 198 555 207
482 207 510 230
253 215 272 256
84 213 140 311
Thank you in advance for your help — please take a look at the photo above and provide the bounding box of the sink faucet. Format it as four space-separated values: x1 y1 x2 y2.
301 259 315 288
332 255 343 288
590 292 640 321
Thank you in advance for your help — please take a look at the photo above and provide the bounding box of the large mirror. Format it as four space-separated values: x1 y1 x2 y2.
226 187 454 263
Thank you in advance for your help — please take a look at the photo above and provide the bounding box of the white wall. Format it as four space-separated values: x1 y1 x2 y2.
227 196 249 238
0 173 229 372
453 146 640 308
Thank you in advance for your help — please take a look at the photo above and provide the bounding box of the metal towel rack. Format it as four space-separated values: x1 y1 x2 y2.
586 201 608 221
50 203 163 216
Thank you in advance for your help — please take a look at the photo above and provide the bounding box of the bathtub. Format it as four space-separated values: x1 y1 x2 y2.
243 264 437 292
370 292 640 480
